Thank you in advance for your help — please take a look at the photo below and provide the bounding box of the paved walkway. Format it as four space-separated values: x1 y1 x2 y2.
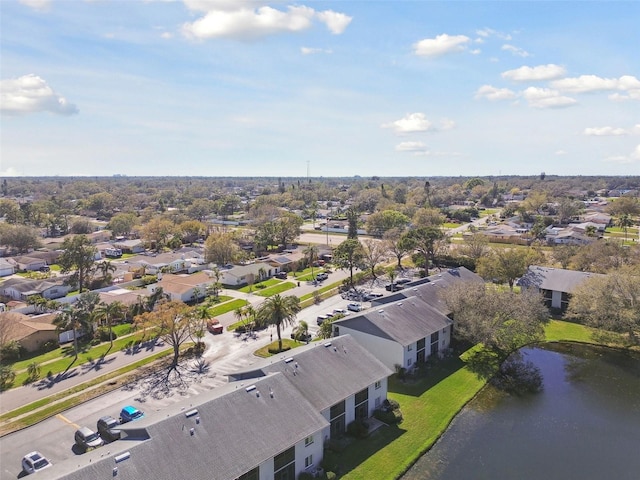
0 270 350 415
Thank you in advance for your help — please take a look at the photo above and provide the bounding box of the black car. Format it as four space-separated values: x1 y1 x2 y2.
396 278 412 285
385 283 405 292
97 415 121 442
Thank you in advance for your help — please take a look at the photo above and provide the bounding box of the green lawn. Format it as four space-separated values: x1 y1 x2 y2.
254 339 307 357
336 320 629 480
238 279 280 293
207 298 248 317
255 282 296 297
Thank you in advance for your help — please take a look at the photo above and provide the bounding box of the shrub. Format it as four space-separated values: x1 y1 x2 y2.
0 365 16 391
0 340 26 363
95 327 118 342
25 362 41 384
268 345 291 355
325 472 336 480
40 340 58 353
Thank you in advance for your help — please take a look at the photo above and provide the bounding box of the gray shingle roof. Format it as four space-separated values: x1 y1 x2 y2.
229 335 393 412
517 265 603 294
51 373 328 480
335 297 452 346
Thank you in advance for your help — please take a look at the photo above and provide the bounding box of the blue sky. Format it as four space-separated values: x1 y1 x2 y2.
1 0 639 177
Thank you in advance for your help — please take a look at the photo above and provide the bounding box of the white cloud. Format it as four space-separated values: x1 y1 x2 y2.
469 49 481 55
19 0 51 11
301 47 332 55
522 87 577 108
316 10 352 34
474 85 517 101
583 126 629 136
382 113 455 134
396 141 428 152
476 28 511 40
501 44 529 57
161 31 174 39
181 3 351 40
501 64 566 82
382 113 433 133
0 74 78 116
0 167 23 177
604 145 640 164
555 150 568 155
413 34 470 57
550 74 640 96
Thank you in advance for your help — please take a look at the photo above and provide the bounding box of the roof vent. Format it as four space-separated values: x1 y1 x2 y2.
185 409 198 418
269 387 274 398
398 303 403 306
324 342 332 347
245 385 256 392
115 452 131 464
378 310 384 314
284 357 294 363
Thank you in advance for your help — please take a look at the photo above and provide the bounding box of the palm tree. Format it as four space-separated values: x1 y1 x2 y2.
53 305 85 363
93 301 125 349
96 260 117 283
256 294 301 352
617 213 633 243
292 320 309 342
303 244 319 283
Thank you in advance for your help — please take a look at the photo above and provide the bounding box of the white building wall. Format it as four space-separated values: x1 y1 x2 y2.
336 325 405 371
551 290 563 309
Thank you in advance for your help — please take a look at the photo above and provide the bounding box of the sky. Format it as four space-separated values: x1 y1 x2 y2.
1 0 639 178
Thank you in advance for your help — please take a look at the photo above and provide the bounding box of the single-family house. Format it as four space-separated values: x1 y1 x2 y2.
268 255 294 271
0 277 72 301
0 311 58 352
11 255 47 272
148 271 216 303
48 335 392 480
220 262 278 286
517 265 603 311
23 249 62 265
87 229 112 243
113 239 145 254
0 258 16 277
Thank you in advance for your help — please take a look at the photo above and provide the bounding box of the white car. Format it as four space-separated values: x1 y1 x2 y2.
22 451 52 475
332 308 350 316
347 303 363 312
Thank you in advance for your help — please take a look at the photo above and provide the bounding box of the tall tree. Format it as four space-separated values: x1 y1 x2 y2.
333 238 365 288
140 217 176 252
93 301 125 349
108 212 138 238
346 207 360 239
361 239 387 280
444 282 549 355
58 235 97 294
383 228 413 269
569 266 640 344
53 304 88 363
365 210 410 238
303 244 319 282
204 230 240 265
406 226 445 276
459 231 490 262
134 301 193 371
256 294 301 351
276 212 303 247
476 248 530 291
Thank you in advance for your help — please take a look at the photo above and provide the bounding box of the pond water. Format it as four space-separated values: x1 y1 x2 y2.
402 343 640 480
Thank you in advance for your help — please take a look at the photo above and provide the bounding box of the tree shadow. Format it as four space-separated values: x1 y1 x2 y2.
463 348 502 381
80 355 116 374
33 369 79 390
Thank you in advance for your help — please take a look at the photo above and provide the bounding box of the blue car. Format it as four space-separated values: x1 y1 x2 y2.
119 405 144 423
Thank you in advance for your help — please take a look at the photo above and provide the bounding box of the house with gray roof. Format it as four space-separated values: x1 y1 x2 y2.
517 265 603 311
229 335 393 440
220 262 278 286
0 277 72 301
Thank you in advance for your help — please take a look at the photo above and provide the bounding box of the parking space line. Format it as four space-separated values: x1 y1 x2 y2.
55 413 80 429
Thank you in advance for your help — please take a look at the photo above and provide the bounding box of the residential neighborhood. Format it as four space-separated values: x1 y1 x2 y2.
0 175 639 480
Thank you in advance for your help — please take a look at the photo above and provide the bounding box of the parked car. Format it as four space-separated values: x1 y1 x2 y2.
317 314 330 325
347 303 363 312
22 451 52 475
74 426 104 452
316 272 329 281
275 271 288 279
290 331 312 342
385 283 405 292
207 319 224 334
96 415 121 442
396 278 412 285
120 405 144 423
332 308 350 316
363 292 384 301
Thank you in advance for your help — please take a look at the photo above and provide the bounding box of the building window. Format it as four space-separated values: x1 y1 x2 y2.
374 380 381 390
305 455 313 468
431 331 439 343
375 397 381 408
274 446 295 480
305 435 314 446
237 467 259 480
407 344 413 351
407 358 412 367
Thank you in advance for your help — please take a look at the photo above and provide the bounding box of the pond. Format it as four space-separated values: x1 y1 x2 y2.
402 343 640 480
